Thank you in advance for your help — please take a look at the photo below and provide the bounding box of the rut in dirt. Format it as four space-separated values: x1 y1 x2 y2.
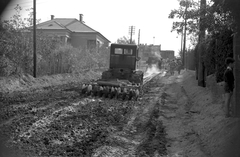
92 74 168 157
0 72 169 157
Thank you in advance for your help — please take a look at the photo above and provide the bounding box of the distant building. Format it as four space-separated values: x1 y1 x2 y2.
138 44 174 60
160 50 175 60
34 14 110 51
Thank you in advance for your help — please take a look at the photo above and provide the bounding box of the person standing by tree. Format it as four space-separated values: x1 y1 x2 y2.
223 57 235 118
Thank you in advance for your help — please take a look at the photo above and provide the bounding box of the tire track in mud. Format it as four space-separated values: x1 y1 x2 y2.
0 91 137 156
0 83 83 126
92 74 168 157
0 71 168 157
0 84 86 156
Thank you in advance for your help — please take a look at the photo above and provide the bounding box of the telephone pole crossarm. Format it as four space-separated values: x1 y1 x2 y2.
129 26 135 44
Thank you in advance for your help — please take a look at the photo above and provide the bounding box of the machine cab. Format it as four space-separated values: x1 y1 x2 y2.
110 44 139 71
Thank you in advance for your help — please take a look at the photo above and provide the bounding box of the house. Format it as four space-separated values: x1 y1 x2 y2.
35 14 110 51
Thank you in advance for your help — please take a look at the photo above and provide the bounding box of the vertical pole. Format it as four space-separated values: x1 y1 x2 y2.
186 48 187 70
198 0 206 87
182 13 187 69
130 26 133 44
138 29 140 45
181 25 183 56
233 33 240 117
33 0 37 77
195 0 201 80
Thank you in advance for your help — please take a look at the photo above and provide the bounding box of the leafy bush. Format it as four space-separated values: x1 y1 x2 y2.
0 5 109 77
202 29 233 82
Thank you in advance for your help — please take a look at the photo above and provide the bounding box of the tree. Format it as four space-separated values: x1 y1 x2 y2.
0 5 59 76
168 0 200 45
168 0 235 83
0 4 110 77
116 36 136 44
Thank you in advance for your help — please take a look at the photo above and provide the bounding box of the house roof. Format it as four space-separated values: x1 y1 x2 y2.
37 21 66 30
66 20 96 32
36 18 110 42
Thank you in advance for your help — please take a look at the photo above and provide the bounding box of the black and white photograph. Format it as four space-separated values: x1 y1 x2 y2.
0 0 240 156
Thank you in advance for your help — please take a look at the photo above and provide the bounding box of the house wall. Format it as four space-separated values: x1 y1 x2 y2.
36 29 71 43
35 29 109 50
70 33 96 49
96 34 109 47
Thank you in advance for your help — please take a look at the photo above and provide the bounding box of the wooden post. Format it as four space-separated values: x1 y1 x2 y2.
182 4 188 69
198 0 206 87
138 29 140 46
233 33 240 117
33 0 37 77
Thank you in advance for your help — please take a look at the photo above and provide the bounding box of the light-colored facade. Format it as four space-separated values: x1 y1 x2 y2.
35 14 110 50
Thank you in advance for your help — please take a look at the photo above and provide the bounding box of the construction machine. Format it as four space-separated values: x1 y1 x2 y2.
81 43 144 100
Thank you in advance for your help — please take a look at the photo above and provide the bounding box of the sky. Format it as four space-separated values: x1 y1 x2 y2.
1 0 187 56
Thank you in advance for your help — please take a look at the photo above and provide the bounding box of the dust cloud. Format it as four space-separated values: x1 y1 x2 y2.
144 64 161 79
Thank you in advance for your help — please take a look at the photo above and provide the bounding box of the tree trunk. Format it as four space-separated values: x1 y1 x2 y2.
198 0 206 87
182 8 187 69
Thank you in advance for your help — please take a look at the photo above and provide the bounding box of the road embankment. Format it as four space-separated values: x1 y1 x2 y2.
181 70 240 157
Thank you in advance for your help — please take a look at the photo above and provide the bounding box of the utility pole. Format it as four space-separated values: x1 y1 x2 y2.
198 0 206 87
232 7 240 117
181 24 184 56
138 29 140 45
129 26 135 44
182 4 188 70
196 0 201 80
33 0 37 77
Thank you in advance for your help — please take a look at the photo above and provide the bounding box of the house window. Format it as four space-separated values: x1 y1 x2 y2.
60 36 65 43
67 38 71 44
87 40 96 50
96 40 100 53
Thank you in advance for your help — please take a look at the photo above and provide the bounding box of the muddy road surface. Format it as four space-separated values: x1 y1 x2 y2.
0 71 200 157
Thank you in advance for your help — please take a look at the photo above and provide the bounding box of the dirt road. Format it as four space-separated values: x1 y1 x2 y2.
0 71 167 157
1 70 239 157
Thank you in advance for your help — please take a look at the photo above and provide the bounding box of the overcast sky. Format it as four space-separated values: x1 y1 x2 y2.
2 0 186 56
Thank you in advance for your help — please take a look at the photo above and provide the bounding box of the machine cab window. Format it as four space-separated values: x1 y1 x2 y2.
114 48 123 54
123 49 133 55
114 48 133 55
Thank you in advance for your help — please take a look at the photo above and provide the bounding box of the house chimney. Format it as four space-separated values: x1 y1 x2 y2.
79 14 83 22
51 15 54 20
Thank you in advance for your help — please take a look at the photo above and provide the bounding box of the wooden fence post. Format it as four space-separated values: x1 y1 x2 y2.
233 33 240 117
